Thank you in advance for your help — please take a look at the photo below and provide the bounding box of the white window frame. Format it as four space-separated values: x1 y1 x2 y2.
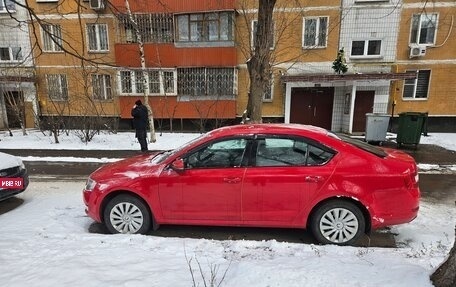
0 47 22 62
349 39 382 59
176 12 234 42
92 74 112 100
42 24 63 52
410 13 438 46
46 74 68 101
302 16 328 49
87 24 109 52
251 20 275 50
402 70 430 100
0 0 15 13
119 69 177 95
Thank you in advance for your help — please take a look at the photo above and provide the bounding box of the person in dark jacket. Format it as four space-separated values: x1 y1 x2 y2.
131 99 149 152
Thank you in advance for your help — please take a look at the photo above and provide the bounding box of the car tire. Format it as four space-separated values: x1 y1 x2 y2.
103 194 151 235
310 200 365 245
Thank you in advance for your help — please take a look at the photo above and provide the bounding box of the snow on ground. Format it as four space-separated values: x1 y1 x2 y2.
0 181 454 287
0 128 455 286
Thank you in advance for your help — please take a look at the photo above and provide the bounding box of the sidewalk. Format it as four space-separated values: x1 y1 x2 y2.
2 140 456 164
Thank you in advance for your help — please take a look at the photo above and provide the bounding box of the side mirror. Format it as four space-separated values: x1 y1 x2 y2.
170 158 185 171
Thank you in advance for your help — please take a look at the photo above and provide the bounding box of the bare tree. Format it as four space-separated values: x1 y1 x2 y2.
431 224 456 287
123 0 157 143
244 0 277 123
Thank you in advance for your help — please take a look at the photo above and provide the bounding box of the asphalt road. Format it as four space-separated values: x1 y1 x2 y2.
2 143 455 247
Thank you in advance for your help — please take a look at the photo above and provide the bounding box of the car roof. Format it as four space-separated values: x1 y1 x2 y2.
207 124 329 138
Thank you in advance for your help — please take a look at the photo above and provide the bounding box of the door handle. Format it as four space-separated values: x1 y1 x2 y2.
223 177 241 184
305 176 323 182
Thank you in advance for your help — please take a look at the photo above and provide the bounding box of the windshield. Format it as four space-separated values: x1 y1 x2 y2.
150 133 208 164
334 133 387 158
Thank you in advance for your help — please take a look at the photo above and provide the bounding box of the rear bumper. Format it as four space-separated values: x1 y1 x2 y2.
371 187 420 229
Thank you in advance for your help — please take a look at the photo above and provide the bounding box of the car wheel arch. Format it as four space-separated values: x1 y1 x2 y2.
100 190 159 231
306 196 372 234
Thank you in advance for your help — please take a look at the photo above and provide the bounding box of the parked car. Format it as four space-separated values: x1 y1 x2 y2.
83 124 420 245
0 152 29 201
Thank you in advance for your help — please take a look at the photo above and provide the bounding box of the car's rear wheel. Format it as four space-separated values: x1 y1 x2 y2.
310 200 365 245
103 194 151 234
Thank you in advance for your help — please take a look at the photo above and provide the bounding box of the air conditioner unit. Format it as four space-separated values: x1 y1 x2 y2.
89 0 105 10
409 44 426 58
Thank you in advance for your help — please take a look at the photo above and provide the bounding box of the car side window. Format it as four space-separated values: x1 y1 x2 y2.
306 144 333 166
185 138 248 169
255 137 333 167
256 138 307 166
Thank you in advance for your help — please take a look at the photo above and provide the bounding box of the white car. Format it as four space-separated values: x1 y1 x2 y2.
0 152 29 201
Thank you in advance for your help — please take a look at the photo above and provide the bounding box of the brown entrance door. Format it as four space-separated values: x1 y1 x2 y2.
290 87 334 130
352 91 375 133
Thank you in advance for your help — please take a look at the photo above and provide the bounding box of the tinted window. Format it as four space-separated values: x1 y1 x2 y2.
185 138 248 168
255 137 334 167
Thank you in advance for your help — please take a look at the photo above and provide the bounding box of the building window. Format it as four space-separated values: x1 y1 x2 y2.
251 20 274 49
46 74 68 101
350 40 382 57
42 24 63 52
92 74 112 100
117 13 173 43
0 47 22 62
403 70 430 99
411 14 438 45
177 67 235 98
0 0 15 13
302 17 328 48
263 74 274 102
176 12 234 42
87 24 109 52
120 69 176 95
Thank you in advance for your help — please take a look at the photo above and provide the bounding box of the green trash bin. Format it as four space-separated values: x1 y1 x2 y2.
396 112 426 148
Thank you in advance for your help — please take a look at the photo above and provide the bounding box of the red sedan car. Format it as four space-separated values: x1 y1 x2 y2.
83 124 420 245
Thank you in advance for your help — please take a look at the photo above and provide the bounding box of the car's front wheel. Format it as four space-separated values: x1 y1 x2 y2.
103 194 151 234
310 200 365 245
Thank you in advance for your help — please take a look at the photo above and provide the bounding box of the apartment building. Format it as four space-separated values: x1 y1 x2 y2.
393 0 456 131
0 0 36 129
110 0 237 130
28 0 118 129
3 0 454 132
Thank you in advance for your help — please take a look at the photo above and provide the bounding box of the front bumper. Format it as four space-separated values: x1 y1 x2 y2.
0 169 29 201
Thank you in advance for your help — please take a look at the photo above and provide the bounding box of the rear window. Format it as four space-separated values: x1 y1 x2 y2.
334 133 387 158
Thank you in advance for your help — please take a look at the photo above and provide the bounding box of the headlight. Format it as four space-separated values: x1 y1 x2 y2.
20 161 26 170
85 178 97 191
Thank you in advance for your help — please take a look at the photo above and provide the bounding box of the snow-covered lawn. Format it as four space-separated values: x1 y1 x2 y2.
0 180 454 287
0 128 455 286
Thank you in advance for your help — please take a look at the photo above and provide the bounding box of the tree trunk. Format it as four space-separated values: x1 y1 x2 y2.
245 0 276 123
431 225 456 287
125 0 156 143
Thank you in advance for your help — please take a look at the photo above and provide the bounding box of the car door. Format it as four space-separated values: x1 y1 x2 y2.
242 136 335 223
159 137 249 221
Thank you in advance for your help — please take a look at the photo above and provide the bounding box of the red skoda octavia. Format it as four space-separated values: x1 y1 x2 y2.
83 124 420 245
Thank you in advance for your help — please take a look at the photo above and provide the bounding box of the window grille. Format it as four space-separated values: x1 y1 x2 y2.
87 24 109 52
117 13 173 43
302 17 328 48
177 67 236 98
42 24 63 52
92 74 112 100
403 70 430 99
119 69 176 95
46 74 68 100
